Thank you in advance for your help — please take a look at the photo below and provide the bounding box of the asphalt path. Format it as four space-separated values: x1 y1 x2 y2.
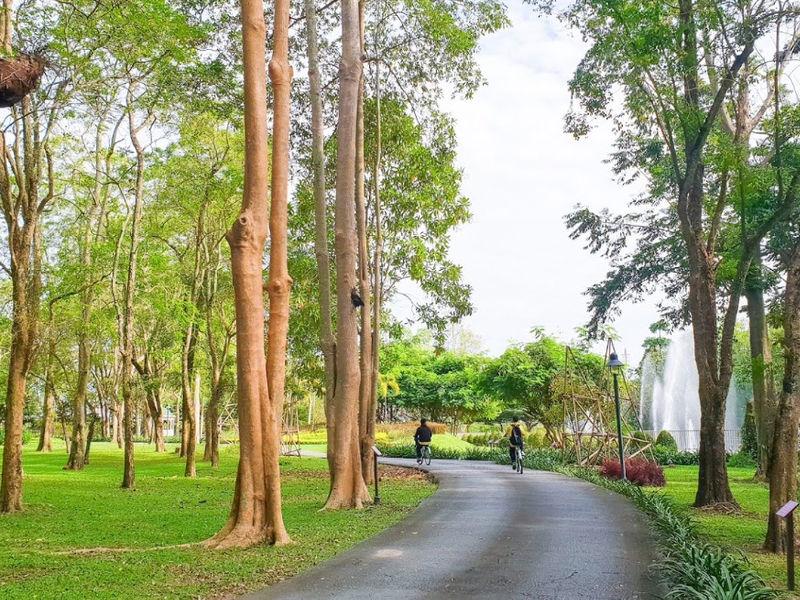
244 458 661 600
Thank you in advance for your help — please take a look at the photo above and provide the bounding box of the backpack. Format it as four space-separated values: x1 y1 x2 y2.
510 425 523 446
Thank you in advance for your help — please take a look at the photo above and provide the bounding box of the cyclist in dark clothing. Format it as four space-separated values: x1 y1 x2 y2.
414 419 433 460
508 420 524 468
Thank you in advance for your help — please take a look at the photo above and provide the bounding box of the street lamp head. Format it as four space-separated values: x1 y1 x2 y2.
608 352 625 370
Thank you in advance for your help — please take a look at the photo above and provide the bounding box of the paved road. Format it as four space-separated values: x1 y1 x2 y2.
245 459 662 600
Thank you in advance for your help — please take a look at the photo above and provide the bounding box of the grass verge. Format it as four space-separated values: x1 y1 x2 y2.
0 441 435 599
660 465 796 595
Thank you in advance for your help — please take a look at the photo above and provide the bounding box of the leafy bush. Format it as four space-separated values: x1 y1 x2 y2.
466 422 497 433
652 446 700 465
463 432 502 446
600 458 665 487
297 430 328 445
376 442 502 462
525 427 550 449
655 430 678 450
727 451 756 468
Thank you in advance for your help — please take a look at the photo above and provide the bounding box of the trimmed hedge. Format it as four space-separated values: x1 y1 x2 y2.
377 442 504 462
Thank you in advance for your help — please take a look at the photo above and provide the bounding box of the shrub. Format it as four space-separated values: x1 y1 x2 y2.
376 442 503 462
727 451 756 468
525 427 550 449
652 446 700 465
463 433 500 446
655 430 678 450
467 422 496 433
600 458 665 487
297 430 328 445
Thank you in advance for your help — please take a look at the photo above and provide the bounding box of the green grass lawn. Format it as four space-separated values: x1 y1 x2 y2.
660 465 793 593
0 441 435 599
429 432 473 451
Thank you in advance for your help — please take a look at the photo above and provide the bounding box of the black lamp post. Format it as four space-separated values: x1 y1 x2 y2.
608 352 627 481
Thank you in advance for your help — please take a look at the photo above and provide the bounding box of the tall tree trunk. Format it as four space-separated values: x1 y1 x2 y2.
369 52 383 462
304 0 336 471
355 0 374 485
764 246 800 552
121 87 146 490
182 324 198 476
746 253 777 480
37 339 56 452
205 379 222 468
687 236 736 506
84 416 96 465
66 116 107 471
1 96 47 513
325 0 371 510
206 0 290 549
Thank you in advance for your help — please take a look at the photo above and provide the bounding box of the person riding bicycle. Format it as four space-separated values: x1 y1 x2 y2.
414 418 433 460
507 419 524 469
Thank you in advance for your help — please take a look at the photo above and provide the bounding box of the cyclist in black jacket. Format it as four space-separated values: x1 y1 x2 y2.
413 419 433 460
508 420 524 469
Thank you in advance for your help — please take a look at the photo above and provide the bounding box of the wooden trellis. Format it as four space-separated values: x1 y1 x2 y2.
560 339 653 466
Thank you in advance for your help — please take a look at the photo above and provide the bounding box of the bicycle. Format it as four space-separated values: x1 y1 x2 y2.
512 446 524 474
417 442 432 466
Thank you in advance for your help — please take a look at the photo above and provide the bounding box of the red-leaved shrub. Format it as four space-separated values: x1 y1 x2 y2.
600 458 665 487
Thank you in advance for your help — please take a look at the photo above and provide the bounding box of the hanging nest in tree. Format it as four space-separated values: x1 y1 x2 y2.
0 53 46 108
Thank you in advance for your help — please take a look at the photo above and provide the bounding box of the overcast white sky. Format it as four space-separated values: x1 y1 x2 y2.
435 1 663 364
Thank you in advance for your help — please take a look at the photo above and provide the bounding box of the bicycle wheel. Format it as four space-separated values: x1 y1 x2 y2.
516 448 523 474
424 446 432 466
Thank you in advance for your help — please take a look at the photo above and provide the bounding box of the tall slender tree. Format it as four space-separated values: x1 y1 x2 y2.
206 0 290 548
304 0 337 472
325 0 371 510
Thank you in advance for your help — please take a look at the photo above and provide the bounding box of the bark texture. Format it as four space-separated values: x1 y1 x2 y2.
764 246 800 552
324 0 371 510
304 0 337 471
0 94 51 513
206 0 290 548
355 0 374 484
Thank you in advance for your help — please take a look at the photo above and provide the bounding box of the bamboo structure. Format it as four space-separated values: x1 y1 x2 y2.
560 340 652 466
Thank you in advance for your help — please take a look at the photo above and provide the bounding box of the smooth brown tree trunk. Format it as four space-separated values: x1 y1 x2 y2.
325 0 371 510
206 0 290 549
369 53 383 463
764 246 800 552
355 0 374 485
304 0 337 471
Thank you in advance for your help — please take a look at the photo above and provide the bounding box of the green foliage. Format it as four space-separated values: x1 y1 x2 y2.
727 452 757 469
655 431 678 450
652 446 700 466
380 334 500 425
377 441 503 462
478 336 604 433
